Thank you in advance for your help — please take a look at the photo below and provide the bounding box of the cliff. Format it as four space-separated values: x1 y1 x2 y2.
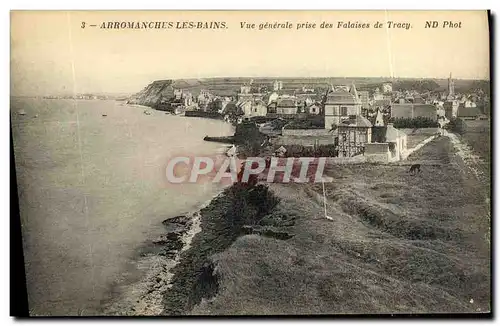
127 78 239 107
127 80 175 107
128 77 489 108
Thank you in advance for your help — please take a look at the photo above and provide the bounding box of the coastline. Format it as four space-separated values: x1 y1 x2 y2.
101 188 228 316
160 183 282 315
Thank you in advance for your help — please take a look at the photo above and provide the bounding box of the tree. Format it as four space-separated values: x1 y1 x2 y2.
392 117 439 128
393 79 441 93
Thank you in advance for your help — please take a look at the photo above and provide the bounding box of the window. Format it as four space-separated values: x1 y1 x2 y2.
358 133 366 143
341 106 348 116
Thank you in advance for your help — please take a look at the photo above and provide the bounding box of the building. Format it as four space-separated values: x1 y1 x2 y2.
457 105 482 120
436 103 446 119
173 89 183 100
196 89 213 108
240 84 251 94
391 103 437 121
358 90 370 110
250 100 268 117
307 103 321 115
385 123 407 161
275 98 298 116
447 72 455 100
336 115 373 157
365 124 407 163
382 82 393 94
267 92 280 105
444 100 459 119
372 87 386 101
238 81 265 102
236 100 253 117
301 85 315 93
463 99 477 108
324 83 362 130
273 80 283 91
372 99 392 113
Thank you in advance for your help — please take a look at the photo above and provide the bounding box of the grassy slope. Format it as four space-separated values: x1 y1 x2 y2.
191 136 490 315
160 185 280 315
462 120 491 163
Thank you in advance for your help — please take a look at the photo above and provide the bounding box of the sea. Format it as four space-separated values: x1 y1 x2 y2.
11 98 234 316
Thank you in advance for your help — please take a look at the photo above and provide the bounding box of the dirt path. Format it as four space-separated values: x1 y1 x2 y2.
442 129 491 246
442 130 486 179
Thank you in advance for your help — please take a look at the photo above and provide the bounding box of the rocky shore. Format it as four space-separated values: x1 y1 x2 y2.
158 183 293 315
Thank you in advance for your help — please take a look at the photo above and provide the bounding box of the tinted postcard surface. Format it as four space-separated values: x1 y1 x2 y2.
10 10 491 316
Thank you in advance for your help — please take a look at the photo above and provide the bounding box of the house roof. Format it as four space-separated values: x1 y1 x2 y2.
391 104 436 120
458 105 482 117
295 93 316 100
278 89 296 96
325 91 357 104
276 98 297 108
254 99 266 106
355 115 373 127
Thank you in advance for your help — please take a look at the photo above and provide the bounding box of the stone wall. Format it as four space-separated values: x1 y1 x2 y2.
281 129 332 137
326 155 366 165
273 135 333 147
365 143 390 163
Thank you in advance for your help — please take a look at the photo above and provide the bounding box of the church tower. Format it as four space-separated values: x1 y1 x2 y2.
448 72 455 98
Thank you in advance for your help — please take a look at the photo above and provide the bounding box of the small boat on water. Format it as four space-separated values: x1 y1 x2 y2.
18 109 26 116
102 114 107 117
143 110 152 115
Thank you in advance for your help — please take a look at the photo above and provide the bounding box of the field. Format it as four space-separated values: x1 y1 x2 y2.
187 136 490 315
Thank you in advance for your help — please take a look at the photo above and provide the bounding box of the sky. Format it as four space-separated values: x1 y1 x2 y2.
10 10 490 96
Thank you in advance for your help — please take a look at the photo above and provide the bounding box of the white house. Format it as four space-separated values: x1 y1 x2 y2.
385 123 407 162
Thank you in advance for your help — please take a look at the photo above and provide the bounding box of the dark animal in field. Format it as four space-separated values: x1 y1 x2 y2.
409 164 421 174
